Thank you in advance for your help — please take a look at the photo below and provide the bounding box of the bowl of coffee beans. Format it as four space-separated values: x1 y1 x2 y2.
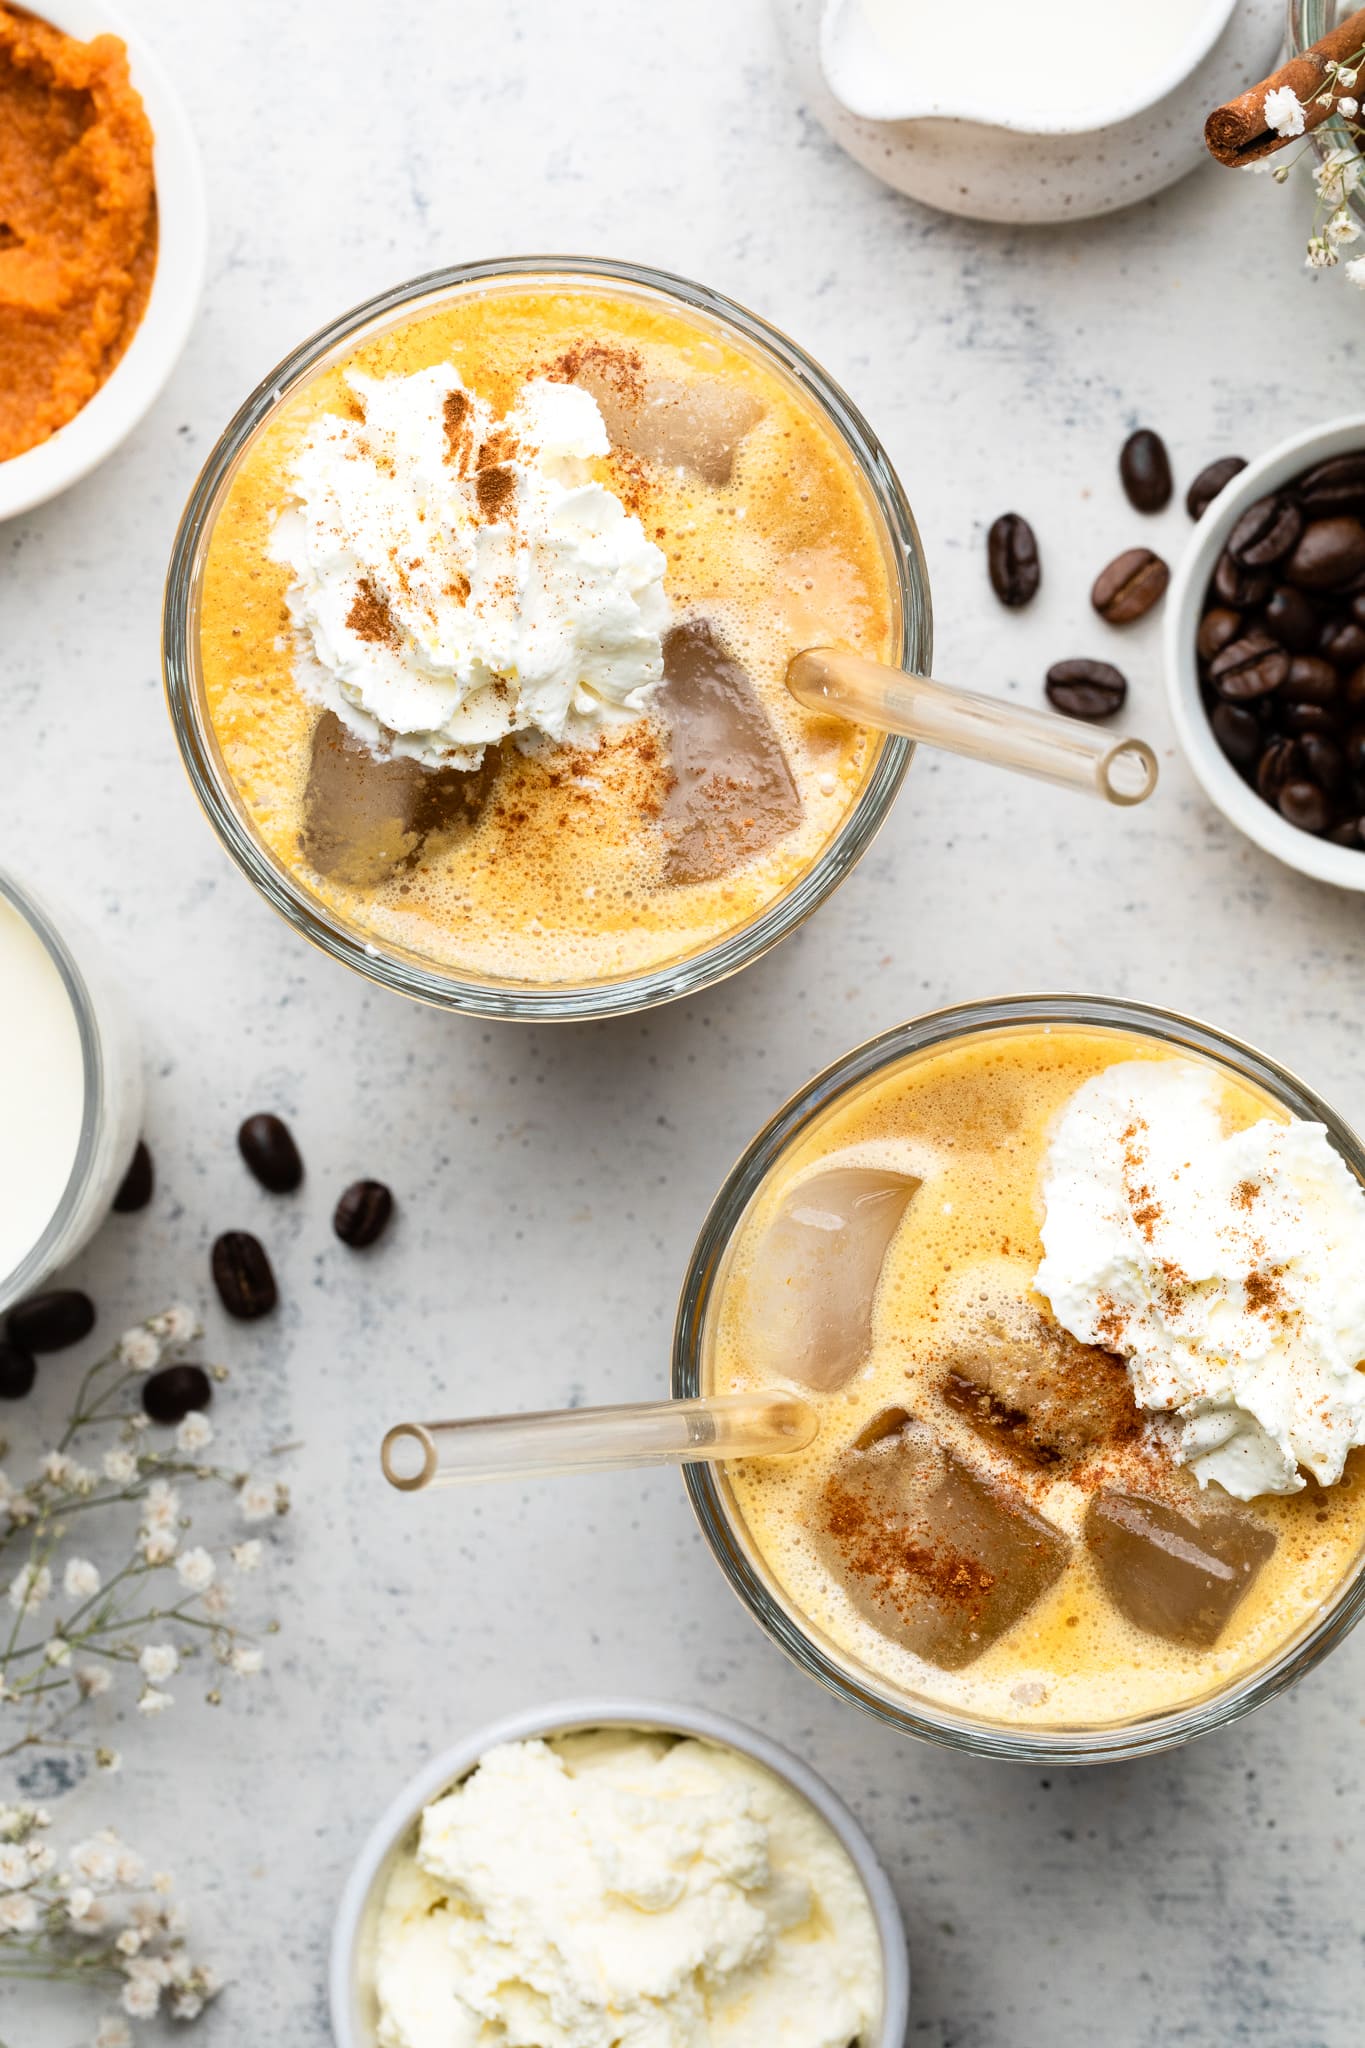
1167 415 1365 890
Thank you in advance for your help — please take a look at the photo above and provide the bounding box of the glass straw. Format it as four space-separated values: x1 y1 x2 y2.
788 648 1159 805
382 1392 817 1492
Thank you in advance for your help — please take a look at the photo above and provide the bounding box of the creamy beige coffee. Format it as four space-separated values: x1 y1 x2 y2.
198 282 898 990
710 1026 1365 1729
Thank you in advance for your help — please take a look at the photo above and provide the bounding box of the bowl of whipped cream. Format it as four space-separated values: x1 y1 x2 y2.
330 1697 909 2048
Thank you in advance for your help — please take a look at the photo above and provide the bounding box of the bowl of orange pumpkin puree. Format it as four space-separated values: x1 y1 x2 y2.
0 0 204 519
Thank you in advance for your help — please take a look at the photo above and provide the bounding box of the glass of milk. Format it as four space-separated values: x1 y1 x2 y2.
0 871 143 1317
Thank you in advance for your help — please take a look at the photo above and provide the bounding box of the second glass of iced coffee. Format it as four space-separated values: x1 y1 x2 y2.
165 258 1153 1020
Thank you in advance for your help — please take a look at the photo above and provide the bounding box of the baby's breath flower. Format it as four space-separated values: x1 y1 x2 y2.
44 1637 71 1667
25 1843 54 1878
137 1688 173 1716
175 1412 213 1456
116 1927 143 1957
69 1835 120 1890
1265 84 1306 138
0 1892 37 1932
1329 206 1361 243
140 1529 177 1567
69 1892 108 1935
116 1329 162 1374
139 1644 178 1685
115 1847 144 1886
202 1583 231 1619
77 1664 113 1699
171 1989 205 2020
1347 252 1365 287
42 1450 77 1487
120 1974 160 2020
1340 96 1360 118
231 1539 263 1572
0 1845 30 1889
5 1493 35 1525
63 1556 101 1601
95 2019 133 2048
1338 66 1359 89
230 1644 263 1678
1314 146 1362 206
175 1547 215 1595
141 1479 180 1532
237 1477 276 1522
1306 233 1340 267
147 1306 199 1345
95 1747 122 1774
102 1448 138 1485
8 1563 51 1615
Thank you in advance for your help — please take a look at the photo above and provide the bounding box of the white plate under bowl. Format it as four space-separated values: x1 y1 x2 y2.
329 1696 911 2048
0 0 206 521
1165 412 1365 893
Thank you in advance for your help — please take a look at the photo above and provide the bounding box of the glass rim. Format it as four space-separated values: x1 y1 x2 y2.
0 871 104 1308
162 253 929 1022
671 990 1365 1765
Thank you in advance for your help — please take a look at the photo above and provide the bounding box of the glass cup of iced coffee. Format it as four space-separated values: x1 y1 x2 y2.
674 994 1365 1761
164 257 1151 1022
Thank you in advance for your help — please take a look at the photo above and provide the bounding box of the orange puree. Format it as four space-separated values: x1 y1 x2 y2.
0 4 157 463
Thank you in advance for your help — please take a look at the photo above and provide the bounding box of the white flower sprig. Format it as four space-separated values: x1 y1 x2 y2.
1247 49 1365 286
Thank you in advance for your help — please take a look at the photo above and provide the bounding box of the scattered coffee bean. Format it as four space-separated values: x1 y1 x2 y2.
1212 550 1270 608
237 1113 304 1194
0 1343 36 1400
1207 632 1289 700
987 513 1040 608
211 1231 277 1319
1227 494 1303 570
1120 428 1172 513
334 1179 394 1249
1196 607 1243 662
7 1289 95 1353
1297 453 1365 515
142 1363 212 1425
1283 656 1340 706
1091 547 1170 625
1286 517 1365 591
1044 659 1127 720
1263 586 1320 653
112 1140 154 1214
1320 618 1365 670
1211 701 1262 769
1186 456 1246 521
1279 779 1333 833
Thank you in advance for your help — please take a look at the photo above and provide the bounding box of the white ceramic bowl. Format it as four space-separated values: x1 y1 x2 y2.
1165 412 1365 893
0 0 205 522
329 1697 911 2048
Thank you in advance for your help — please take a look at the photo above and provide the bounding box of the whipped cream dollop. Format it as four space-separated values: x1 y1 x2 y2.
1035 1059 1365 1499
373 1730 881 2048
271 368 668 769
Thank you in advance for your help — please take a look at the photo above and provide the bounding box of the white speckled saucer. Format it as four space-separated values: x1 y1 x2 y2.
773 0 1285 223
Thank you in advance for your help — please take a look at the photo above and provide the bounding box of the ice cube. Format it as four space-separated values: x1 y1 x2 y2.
301 712 496 888
574 365 762 487
743 1167 920 1392
1084 1489 1276 1649
657 621 801 886
817 1414 1070 1670
939 1314 1138 1471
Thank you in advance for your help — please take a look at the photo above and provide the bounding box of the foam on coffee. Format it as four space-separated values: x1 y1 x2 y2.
711 1027 1365 1729
198 283 897 988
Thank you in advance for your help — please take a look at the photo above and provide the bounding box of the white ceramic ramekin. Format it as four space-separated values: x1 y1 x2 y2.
329 1697 910 2048
1165 412 1365 893
0 0 206 522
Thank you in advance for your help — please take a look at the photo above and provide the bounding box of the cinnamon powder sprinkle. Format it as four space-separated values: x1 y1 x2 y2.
476 465 516 521
823 1480 995 1620
546 338 645 405
345 576 400 649
442 388 473 467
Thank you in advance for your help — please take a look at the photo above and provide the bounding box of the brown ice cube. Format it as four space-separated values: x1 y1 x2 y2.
939 1313 1138 1471
575 364 762 487
817 1414 1070 1670
744 1167 920 1392
657 621 801 886
301 712 497 888
1084 1489 1276 1649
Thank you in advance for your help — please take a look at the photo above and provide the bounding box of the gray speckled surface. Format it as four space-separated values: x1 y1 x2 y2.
5 2 1365 2043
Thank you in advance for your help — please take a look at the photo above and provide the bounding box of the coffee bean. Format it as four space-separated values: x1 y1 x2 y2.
1353 593 1365 627
1263 586 1321 653
333 1179 394 1249
1279 779 1333 833
1213 551 1271 608
112 1140 154 1214
1228 494 1303 569
1296 453 1365 515
1320 618 1365 670
1211 701 1262 769
1120 429 1172 512
1287 517 1365 591
1208 632 1289 700
142 1363 212 1426
211 1232 277 1319
237 1114 303 1194
1329 817 1365 847
7 1290 95 1353
1091 547 1169 625
1346 666 1365 712
1186 456 1246 521
1284 656 1340 706
987 513 1040 608
0 1343 36 1400
1282 701 1337 736
1348 725 1365 778
1300 732 1346 792
1257 738 1301 801
1197 607 1243 662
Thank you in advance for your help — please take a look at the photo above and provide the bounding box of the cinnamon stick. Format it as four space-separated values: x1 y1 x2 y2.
1205 6 1365 166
